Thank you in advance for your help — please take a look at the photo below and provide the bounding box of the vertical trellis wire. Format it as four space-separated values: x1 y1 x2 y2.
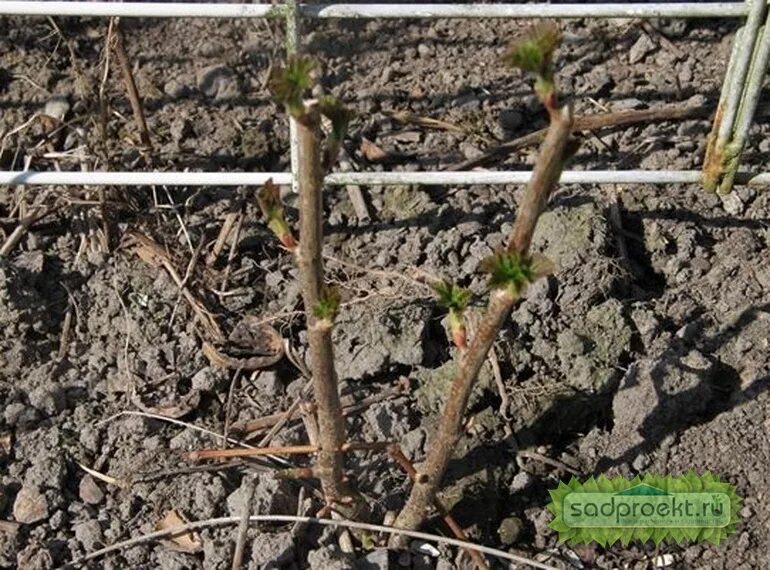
0 1 769 189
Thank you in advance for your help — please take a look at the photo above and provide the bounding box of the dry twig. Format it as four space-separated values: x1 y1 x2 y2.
65 515 558 569
230 474 257 570
112 19 153 152
233 382 403 437
447 100 710 171
388 445 490 570
186 441 391 462
0 206 56 257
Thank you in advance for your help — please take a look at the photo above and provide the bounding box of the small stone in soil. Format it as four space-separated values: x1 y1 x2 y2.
156 550 198 570
191 367 221 392
354 548 391 569
720 192 745 216
44 95 70 121
163 79 189 99
459 141 483 161
251 531 295 567
73 520 103 551
510 471 535 493
16 544 54 570
307 545 355 570
364 401 407 440
498 516 523 545
253 370 281 394
632 453 651 471
78 475 104 505
653 18 688 38
499 109 523 131
13 485 49 524
4 403 39 430
629 33 657 64
27 385 66 417
400 428 426 461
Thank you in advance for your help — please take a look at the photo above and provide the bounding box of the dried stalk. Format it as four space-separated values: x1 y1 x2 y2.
230 474 256 570
447 100 710 172
0 206 56 257
391 104 575 537
112 19 152 152
67 515 558 570
232 383 403 437
186 441 391 462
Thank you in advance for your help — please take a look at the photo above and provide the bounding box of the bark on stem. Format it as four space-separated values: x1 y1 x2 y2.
295 108 350 504
391 104 574 537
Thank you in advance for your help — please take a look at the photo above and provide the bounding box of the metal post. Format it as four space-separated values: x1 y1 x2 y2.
718 13 770 193
286 0 301 197
703 0 768 192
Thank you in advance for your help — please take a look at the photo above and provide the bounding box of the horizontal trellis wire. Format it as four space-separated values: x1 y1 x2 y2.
1 170 770 187
0 2 761 19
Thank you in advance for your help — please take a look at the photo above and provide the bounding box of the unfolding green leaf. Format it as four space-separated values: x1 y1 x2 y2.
319 96 353 142
504 21 561 75
268 55 316 117
257 179 296 248
432 280 471 312
481 250 548 295
313 285 342 322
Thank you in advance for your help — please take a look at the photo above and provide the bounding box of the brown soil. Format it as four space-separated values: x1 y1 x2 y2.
0 7 768 570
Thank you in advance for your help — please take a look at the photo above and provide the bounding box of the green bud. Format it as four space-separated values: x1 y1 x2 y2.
313 286 342 322
319 96 353 143
431 280 471 313
505 22 561 76
481 251 553 296
268 55 316 117
258 179 296 249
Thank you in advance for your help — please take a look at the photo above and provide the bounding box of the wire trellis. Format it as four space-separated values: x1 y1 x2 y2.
1 1 769 192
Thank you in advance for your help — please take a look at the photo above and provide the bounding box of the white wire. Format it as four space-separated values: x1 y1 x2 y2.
0 2 754 19
2 169 769 187
66 514 561 569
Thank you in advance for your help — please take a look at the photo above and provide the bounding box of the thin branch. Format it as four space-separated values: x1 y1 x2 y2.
64 515 559 570
223 368 244 446
0 206 56 257
96 411 255 451
230 474 257 570
112 18 152 152
446 100 710 172
186 441 391 462
392 104 575 537
388 445 490 570
294 105 352 506
233 382 403 437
